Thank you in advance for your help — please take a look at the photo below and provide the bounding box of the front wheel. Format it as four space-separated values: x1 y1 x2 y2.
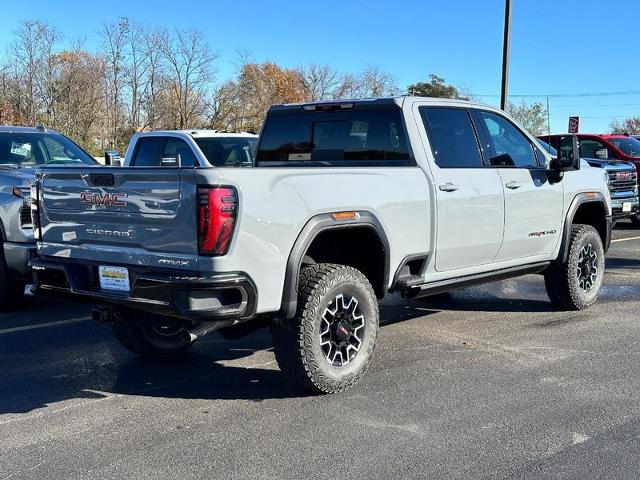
544 224 605 310
272 264 379 394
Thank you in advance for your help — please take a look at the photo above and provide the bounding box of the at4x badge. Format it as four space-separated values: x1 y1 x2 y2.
528 229 557 238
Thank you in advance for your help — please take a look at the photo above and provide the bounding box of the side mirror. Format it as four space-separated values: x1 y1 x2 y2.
104 150 121 166
595 148 609 160
555 135 580 172
160 154 181 167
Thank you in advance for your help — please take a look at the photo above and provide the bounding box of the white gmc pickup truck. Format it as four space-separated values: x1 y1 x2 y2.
31 97 611 393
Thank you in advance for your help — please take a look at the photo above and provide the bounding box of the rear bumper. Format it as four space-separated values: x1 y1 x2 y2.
30 257 257 322
3 242 36 278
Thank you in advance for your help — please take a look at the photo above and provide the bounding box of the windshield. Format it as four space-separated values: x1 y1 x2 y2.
194 137 257 167
609 137 640 158
536 138 557 156
0 132 96 167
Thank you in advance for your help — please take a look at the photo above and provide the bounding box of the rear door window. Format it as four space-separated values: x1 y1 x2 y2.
256 106 411 166
420 107 483 168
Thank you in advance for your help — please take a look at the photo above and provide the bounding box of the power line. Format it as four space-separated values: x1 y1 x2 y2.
474 90 640 98
551 103 640 108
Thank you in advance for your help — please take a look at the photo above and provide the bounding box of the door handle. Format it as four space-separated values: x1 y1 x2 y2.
438 182 459 192
505 180 521 190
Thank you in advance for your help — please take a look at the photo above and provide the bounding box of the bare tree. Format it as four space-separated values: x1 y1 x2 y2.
124 20 148 131
357 65 399 97
333 66 398 99
299 63 339 101
158 28 216 129
140 28 165 130
100 17 128 147
8 20 60 124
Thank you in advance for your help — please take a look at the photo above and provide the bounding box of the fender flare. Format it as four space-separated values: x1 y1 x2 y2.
279 211 390 319
558 192 611 263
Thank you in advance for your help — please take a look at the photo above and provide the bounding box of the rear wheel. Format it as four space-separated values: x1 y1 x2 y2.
544 224 605 310
272 264 379 394
112 317 193 357
630 213 640 227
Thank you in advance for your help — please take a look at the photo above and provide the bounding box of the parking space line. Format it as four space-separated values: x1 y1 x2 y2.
0 316 90 335
611 236 640 243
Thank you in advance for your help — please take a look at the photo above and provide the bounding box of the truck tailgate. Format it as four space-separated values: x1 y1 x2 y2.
36 167 199 272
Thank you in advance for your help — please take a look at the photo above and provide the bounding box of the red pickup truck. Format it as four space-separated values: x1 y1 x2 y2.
544 133 640 167
543 134 640 225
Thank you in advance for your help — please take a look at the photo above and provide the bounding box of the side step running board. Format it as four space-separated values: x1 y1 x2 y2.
406 262 550 299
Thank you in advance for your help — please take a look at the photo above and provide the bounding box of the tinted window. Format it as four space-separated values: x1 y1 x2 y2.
0 132 95 166
163 138 197 167
132 137 198 167
195 137 257 167
608 137 640 158
479 111 537 168
132 137 166 166
579 139 611 159
256 106 410 166
420 107 483 168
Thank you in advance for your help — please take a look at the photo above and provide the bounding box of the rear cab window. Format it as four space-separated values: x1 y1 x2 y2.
256 103 412 167
131 137 198 167
194 137 257 167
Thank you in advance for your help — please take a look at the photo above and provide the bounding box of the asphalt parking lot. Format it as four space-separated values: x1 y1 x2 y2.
1 224 639 480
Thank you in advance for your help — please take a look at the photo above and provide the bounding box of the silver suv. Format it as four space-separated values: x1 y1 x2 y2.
0 125 96 308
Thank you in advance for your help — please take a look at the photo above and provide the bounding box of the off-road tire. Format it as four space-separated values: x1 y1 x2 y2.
112 319 193 357
544 224 605 310
272 263 379 394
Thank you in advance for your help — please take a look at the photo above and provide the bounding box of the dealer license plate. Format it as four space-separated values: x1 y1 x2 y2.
99 266 130 292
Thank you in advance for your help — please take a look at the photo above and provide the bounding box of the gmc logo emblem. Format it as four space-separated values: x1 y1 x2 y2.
617 172 633 181
80 192 128 207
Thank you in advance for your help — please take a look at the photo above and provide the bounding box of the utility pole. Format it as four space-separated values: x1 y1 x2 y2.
500 0 512 111
546 97 551 135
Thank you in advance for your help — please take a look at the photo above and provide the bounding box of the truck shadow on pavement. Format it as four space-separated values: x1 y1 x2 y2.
0 287 593 415
405 292 558 313
0 328 297 415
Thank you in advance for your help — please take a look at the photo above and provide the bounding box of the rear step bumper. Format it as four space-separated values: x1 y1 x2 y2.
30 257 257 322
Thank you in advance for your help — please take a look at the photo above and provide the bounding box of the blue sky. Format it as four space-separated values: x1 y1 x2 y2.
1 0 638 133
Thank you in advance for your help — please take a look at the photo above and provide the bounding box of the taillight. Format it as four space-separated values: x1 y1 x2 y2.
197 186 238 256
